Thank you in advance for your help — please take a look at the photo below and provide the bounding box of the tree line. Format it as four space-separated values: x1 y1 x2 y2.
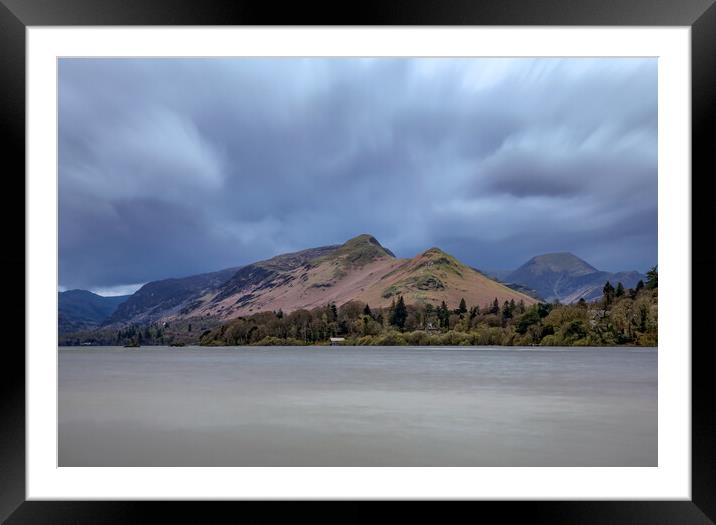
197 267 657 347
61 267 657 348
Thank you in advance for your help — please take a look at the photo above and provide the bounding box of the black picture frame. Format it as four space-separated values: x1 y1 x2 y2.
3 1 714 522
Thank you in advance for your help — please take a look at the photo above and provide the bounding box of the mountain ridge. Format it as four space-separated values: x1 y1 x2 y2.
59 290 130 333
504 252 647 303
100 235 536 327
62 240 647 334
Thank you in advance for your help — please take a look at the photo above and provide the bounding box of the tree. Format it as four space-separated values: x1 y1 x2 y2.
603 281 615 305
438 301 450 328
330 303 338 321
646 266 658 289
363 304 373 318
187 324 192 332
490 298 500 314
515 306 541 335
388 298 396 320
458 298 467 315
501 300 513 321
615 282 625 297
390 296 408 330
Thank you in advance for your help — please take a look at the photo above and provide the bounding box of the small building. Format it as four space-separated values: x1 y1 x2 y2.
329 337 346 346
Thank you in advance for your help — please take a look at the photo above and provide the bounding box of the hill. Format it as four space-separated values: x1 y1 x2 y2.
58 290 130 333
101 235 536 327
183 235 536 320
107 243 341 325
107 265 244 325
505 253 646 303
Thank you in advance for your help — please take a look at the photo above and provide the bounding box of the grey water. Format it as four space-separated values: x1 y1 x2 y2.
58 346 657 467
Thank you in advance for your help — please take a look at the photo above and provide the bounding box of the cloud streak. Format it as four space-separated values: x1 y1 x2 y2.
59 57 657 290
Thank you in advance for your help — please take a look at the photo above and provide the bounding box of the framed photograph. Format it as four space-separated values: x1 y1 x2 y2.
4 0 713 522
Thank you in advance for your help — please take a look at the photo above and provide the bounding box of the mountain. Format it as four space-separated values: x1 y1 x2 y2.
58 290 130 333
108 245 340 325
475 268 542 300
504 253 647 303
104 234 537 327
482 269 513 282
182 235 537 320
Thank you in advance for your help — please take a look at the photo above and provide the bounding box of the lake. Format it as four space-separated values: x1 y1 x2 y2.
58 345 657 466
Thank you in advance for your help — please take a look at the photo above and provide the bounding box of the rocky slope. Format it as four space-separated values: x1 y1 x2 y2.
104 235 537 327
179 235 536 320
107 245 340 325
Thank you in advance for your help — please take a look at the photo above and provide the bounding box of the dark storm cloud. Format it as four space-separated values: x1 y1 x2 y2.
59 57 657 292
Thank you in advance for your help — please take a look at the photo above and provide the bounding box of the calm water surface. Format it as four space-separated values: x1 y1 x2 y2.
58 346 657 466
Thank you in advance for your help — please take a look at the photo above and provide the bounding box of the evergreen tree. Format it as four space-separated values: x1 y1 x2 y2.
390 296 408 330
439 301 450 328
615 282 625 297
502 300 513 320
490 298 500 315
330 303 338 321
458 298 467 315
603 281 615 305
635 279 645 292
363 304 373 318
646 266 658 289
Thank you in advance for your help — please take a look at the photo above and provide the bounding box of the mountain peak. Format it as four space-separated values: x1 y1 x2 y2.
520 252 597 274
417 247 457 265
506 252 644 304
343 233 381 247
60 289 103 299
336 234 395 260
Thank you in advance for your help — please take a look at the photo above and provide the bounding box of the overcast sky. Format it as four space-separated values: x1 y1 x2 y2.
59 57 657 295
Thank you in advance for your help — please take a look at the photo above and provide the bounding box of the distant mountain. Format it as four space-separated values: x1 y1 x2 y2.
504 253 647 303
58 290 130 333
101 234 536 327
475 268 543 300
482 269 513 282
